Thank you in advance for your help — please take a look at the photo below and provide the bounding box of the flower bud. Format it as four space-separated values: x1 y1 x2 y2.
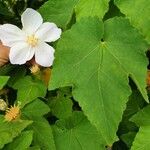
0 99 7 111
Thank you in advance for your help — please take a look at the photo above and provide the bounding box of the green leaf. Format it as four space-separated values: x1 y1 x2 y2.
39 0 79 29
115 0 150 43
75 0 110 21
0 76 9 89
22 98 50 118
131 126 150 150
13 76 47 108
53 112 105 150
49 97 73 119
27 117 56 150
123 90 146 121
120 132 136 148
131 105 150 127
130 105 150 149
49 17 148 144
118 89 145 135
3 131 33 150
0 116 32 149
22 99 56 150
48 89 73 119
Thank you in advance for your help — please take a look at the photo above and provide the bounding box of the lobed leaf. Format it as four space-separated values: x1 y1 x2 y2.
49 17 148 145
115 0 150 44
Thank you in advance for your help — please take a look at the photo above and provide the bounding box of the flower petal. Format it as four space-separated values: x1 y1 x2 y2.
21 8 43 34
9 42 35 65
35 42 55 67
35 22 62 42
0 24 25 47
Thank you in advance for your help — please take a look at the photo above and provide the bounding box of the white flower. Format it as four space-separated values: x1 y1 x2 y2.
0 8 62 67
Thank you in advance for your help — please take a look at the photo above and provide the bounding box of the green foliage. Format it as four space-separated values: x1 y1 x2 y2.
75 0 110 20
3 131 33 150
53 112 105 150
48 88 73 119
0 0 150 149
39 0 79 29
130 105 150 149
27 117 56 150
22 99 56 150
49 17 148 145
0 76 9 89
120 132 136 148
115 0 150 44
13 76 47 108
0 116 32 149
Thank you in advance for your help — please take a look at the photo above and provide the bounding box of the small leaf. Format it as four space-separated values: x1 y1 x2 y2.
0 115 32 149
27 117 56 150
22 99 56 150
75 0 110 20
115 0 150 43
3 131 33 150
39 0 79 29
48 89 73 119
53 112 105 150
0 76 9 89
131 105 150 127
130 105 150 149
120 132 136 148
123 90 146 120
118 89 145 136
22 98 50 118
49 97 73 119
13 76 47 108
131 126 150 150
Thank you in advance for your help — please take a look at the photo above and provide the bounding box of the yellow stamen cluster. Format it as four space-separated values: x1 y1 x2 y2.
27 35 38 47
4 105 20 122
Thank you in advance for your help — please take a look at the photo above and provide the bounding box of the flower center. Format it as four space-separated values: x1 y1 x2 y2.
27 34 38 47
4 105 20 121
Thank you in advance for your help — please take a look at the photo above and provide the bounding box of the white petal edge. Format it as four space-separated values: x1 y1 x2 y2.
9 42 35 65
35 22 62 42
35 42 55 67
0 24 26 47
21 8 43 34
